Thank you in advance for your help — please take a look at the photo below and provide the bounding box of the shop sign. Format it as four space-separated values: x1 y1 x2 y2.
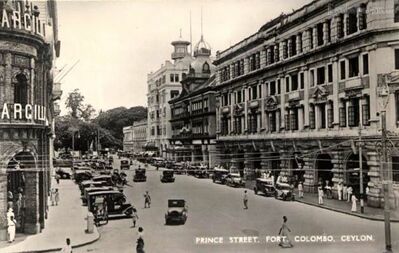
1 103 47 122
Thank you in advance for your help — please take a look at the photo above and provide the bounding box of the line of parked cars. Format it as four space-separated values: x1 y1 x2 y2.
254 177 295 201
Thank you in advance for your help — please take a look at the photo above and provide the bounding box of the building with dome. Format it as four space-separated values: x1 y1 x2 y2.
168 35 217 167
146 37 193 158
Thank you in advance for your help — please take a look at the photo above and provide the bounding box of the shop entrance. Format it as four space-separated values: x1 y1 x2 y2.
346 153 369 195
315 153 333 187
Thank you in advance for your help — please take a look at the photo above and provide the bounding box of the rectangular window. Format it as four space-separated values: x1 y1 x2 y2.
362 101 370 126
291 109 298 130
286 77 290 92
309 110 315 129
317 67 325 85
349 56 359 77
395 49 399 70
347 9 358 35
363 54 369 75
237 91 242 103
391 156 399 182
269 112 276 132
340 61 346 80
175 74 179 82
348 106 355 127
270 81 276 95
309 29 314 49
395 0 399 23
327 19 331 42
252 86 257 100
328 107 334 128
291 36 297 56
291 74 298 91
317 23 324 46
170 74 174 82
320 104 326 129
277 80 281 94
339 107 346 127
285 114 290 130
300 72 304 89
310 70 315 87
328 64 333 83
258 84 262 98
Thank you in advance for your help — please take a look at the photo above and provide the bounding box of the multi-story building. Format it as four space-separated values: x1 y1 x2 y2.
123 126 134 152
133 119 147 153
146 38 193 157
0 0 61 239
169 37 217 166
214 0 399 207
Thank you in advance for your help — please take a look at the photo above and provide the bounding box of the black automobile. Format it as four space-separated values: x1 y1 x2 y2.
55 167 72 179
194 165 209 178
165 199 188 225
92 175 114 186
74 170 93 184
225 173 245 187
172 162 185 174
274 183 295 201
160 169 175 183
87 190 134 219
254 178 276 196
212 167 229 184
79 180 107 195
133 168 147 182
120 159 130 170
82 186 115 205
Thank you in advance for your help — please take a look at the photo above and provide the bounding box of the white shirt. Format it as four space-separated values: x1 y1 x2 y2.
60 244 72 253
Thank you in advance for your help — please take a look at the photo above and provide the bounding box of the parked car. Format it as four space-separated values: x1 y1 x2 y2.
165 199 188 225
74 170 93 184
120 159 130 170
133 168 147 182
152 157 166 168
87 190 134 219
274 183 295 201
160 169 175 183
212 167 229 184
55 167 72 179
82 186 115 205
225 173 245 187
172 162 185 174
194 165 209 178
79 180 107 195
92 175 114 186
254 178 275 196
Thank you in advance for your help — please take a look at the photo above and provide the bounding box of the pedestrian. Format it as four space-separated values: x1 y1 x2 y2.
60 238 72 253
7 207 16 243
337 182 343 201
347 186 353 203
132 208 139 228
351 194 358 212
50 188 56 206
298 181 304 198
144 191 151 208
343 184 348 201
55 189 60 206
278 216 293 248
318 185 324 205
136 227 145 253
243 190 248 209
55 174 60 184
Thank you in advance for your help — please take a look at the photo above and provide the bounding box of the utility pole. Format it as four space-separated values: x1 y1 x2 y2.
359 123 364 213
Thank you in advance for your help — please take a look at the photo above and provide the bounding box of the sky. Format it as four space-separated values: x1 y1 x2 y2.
57 0 311 114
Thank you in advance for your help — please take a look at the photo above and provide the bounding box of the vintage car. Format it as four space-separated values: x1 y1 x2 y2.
73 170 93 184
212 167 229 184
225 173 245 187
87 190 134 219
120 159 130 170
55 167 72 179
172 162 185 174
274 183 295 201
165 199 188 225
194 165 209 178
152 157 166 168
82 186 115 205
92 175 114 186
79 180 107 195
133 168 147 182
160 169 175 183
254 178 276 196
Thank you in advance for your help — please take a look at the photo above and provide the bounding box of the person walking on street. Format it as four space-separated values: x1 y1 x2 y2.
55 189 60 206
60 238 72 253
318 186 324 205
351 194 358 212
132 208 139 228
278 216 293 248
7 208 16 243
243 190 248 209
298 181 304 198
343 184 348 201
136 227 145 253
337 182 343 201
144 191 151 208
55 174 60 184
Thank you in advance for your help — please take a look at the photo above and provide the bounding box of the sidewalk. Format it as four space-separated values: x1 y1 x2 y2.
0 179 100 253
295 190 399 222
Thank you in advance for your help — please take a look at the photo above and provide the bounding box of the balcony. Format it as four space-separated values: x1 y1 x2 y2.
52 82 62 100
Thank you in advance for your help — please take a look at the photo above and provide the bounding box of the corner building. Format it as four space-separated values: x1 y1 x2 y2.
0 1 60 239
214 0 399 207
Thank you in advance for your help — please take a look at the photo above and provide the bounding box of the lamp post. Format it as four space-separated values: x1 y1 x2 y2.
378 80 392 253
358 123 364 213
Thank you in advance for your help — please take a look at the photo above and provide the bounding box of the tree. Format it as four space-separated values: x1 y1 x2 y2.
65 89 96 121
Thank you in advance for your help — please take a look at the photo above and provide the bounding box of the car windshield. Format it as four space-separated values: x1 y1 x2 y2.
168 200 185 207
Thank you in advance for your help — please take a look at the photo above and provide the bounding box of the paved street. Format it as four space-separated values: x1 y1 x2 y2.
67 157 399 253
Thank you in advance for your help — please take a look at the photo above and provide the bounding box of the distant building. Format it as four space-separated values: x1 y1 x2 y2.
169 35 217 167
0 0 61 239
123 126 134 152
133 119 147 153
146 37 193 157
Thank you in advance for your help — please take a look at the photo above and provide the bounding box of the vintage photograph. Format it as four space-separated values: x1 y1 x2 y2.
0 0 398 252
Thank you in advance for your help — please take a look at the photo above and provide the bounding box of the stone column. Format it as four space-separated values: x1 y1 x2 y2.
280 76 286 130
303 151 316 193
4 53 12 103
296 34 302 54
366 149 383 208
298 106 304 131
24 171 40 234
332 57 339 125
331 150 344 198
303 67 309 127
244 88 249 132
260 49 266 69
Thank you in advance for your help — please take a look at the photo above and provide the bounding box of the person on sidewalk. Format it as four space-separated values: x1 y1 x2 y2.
351 194 358 212
7 207 16 243
60 238 72 253
278 216 293 248
347 186 353 203
55 174 61 184
144 191 151 208
132 208 139 228
337 182 343 201
55 189 60 206
136 227 145 253
343 184 348 201
50 188 56 206
318 186 324 205
298 181 304 199
243 190 248 209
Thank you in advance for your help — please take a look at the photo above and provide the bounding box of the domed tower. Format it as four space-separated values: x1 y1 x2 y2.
193 35 211 58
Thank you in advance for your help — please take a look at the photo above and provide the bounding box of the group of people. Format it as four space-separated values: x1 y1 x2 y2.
50 188 60 206
128 191 151 252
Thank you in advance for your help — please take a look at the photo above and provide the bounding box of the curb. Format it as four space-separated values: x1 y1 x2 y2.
296 199 399 222
6 228 101 253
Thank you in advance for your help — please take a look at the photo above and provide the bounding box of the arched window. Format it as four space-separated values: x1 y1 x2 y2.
203 62 210 73
14 73 28 104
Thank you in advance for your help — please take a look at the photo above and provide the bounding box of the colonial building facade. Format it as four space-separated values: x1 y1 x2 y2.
146 38 193 157
0 0 60 239
214 0 399 207
123 119 148 153
123 126 134 152
169 37 217 166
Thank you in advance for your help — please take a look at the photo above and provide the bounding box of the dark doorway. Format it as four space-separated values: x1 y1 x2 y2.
346 153 369 195
315 153 333 187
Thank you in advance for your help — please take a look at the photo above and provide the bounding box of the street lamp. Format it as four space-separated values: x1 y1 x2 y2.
378 79 392 253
